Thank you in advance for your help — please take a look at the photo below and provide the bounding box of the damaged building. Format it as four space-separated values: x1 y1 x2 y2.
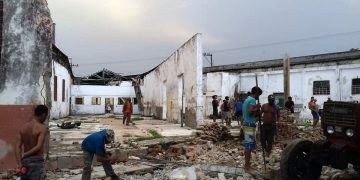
203 50 360 121
71 69 139 115
141 34 204 128
51 45 74 119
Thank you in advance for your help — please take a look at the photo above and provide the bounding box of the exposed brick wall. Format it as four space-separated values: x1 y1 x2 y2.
0 105 35 170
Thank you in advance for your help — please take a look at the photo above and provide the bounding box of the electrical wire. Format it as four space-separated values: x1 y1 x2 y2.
79 56 166 67
73 30 360 66
210 30 360 54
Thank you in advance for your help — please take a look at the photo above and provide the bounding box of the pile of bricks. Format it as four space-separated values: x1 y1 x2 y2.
196 123 232 142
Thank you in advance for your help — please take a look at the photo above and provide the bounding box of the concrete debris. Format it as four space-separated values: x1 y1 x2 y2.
39 115 358 180
128 156 141 160
169 166 196 180
218 173 226 180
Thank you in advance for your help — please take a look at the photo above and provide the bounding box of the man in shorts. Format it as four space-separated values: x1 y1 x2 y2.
308 97 319 128
242 86 262 173
223 96 232 126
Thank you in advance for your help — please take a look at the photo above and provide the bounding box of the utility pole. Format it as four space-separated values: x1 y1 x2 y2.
70 58 78 67
283 54 290 103
203 52 213 67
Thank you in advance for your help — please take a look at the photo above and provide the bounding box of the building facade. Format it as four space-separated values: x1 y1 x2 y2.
203 50 360 121
71 81 139 115
141 34 204 128
51 45 74 119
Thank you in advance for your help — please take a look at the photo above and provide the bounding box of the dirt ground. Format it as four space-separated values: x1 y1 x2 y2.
1 114 359 179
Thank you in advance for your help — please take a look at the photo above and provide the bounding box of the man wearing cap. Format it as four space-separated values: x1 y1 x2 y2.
261 95 280 157
81 129 119 180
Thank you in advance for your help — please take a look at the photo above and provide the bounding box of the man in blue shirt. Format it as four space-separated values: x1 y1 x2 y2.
233 98 243 125
242 86 262 173
81 129 119 180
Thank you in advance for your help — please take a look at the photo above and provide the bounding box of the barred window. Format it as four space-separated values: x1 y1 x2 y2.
75 97 84 105
313 80 330 95
352 78 360 94
91 97 101 105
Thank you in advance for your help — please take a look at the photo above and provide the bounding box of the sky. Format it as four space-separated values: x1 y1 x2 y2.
47 0 360 77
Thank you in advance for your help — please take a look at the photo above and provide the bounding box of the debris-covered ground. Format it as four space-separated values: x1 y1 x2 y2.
1 113 360 179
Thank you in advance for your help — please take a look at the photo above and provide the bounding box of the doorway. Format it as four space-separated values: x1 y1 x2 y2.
105 97 114 113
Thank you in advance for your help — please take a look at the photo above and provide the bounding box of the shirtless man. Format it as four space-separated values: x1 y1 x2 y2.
308 97 319 128
261 95 280 157
15 105 48 180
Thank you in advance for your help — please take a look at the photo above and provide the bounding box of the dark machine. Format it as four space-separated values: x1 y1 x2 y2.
280 101 360 180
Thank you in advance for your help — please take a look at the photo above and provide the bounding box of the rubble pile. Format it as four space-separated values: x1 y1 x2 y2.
276 122 300 142
197 123 232 142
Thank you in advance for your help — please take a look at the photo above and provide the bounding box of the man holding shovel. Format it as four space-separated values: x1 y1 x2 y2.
242 86 263 173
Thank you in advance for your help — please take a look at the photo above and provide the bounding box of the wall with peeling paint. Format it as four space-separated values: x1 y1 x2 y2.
0 0 53 106
50 60 72 119
142 34 203 128
0 0 53 170
71 82 139 115
203 59 360 121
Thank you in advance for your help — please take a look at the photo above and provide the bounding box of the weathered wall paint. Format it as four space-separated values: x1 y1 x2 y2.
141 34 203 128
50 60 72 119
71 82 139 115
0 0 53 106
0 0 53 170
203 60 360 121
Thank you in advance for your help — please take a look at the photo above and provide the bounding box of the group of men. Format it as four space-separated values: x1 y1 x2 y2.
212 86 281 173
212 95 244 126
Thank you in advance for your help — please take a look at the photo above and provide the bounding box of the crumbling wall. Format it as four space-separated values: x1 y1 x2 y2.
0 0 53 170
142 34 203 128
0 0 53 105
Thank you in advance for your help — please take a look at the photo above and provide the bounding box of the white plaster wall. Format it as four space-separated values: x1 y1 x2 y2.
50 61 72 119
340 67 360 101
142 34 203 128
222 73 241 99
204 72 222 117
70 82 138 115
204 61 360 120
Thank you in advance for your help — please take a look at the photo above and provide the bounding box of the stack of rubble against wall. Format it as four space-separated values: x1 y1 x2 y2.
195 123 232 142
277 110 324 143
